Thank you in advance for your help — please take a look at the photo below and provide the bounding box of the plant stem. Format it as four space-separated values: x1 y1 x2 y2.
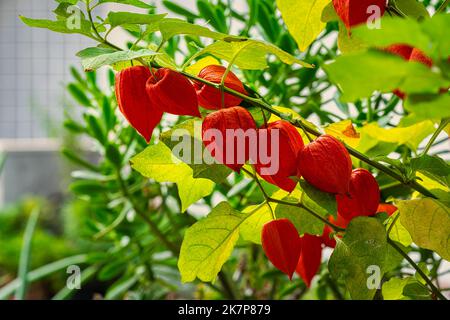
217 270 237 300
387 238 447 300
116 171 180 254
267 198 345 232
436 0 450 13
421 118 450 156
241 167 275 219
86 1 103 41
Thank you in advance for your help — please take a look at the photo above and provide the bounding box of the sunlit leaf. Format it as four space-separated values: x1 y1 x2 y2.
276 0 330 51
178 202 247 282
324 120 361 148
192 39 313 70
131 142 214 212
397 198 450 261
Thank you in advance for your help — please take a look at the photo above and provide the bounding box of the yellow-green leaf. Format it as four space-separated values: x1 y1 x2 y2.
185 56 220 75
386 213 413 247
397 198 450 261
193 39 313 70
178 202 247 282
276 0 330 51
240 202 273 244
324 119 361 148
337 22 367 54
358 121 435 152
130 143 214 212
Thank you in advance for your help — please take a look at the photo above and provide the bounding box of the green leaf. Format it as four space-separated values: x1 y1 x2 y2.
329 217 389 300
358 121 435 152
76 47 159 71
98 260 127 281
0 255 89 300
130 142 214 212
67 83 91 106
351 17 429 55
246 104 272 128
178 202 247 282
193 39 313 70
385 213 413 247
275 196 325 236
382 277 417 300
159 18 231 41
397 198 450 261
107 12 166 28
405 94 450 122
411 154 450 187
402 282 432 300
159 119 231 184
299 179 337 217
337 21 367 54
276 0 330 51
321 0 338 22
197 0 227 33
162 1 198 20
15 207 40 300
19 15 92 37
70 180 108 195
324 49 450 102
53 2 85 19
392 0 430 20
105 274 139 299
97 0 153 9
421 14 450 60
55 0 78 4
351 15 450 60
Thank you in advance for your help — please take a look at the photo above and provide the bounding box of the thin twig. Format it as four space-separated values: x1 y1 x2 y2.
387 238 447 300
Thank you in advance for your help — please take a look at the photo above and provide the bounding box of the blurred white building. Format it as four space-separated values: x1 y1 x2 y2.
0 0 98 204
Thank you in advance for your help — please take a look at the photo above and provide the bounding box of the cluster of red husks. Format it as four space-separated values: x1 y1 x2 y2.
115 64 398 286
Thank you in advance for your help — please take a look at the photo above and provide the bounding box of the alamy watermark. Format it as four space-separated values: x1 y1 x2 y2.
66 265 81 290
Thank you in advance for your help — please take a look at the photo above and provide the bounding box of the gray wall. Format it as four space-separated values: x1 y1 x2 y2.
0 0 95 138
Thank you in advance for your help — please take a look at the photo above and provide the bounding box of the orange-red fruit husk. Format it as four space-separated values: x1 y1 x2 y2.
201 106 256 172
146 68 200 117
385 44 414 60
115 66 163 143
255 120 304 192
385 44 433 99
376 203 397 216
336 168 380 220
297 135 352 195
296 234 322 287
194 65 247 110
409 48 433 68
333 0 386 29
261 219 302 279
321 213 349 248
